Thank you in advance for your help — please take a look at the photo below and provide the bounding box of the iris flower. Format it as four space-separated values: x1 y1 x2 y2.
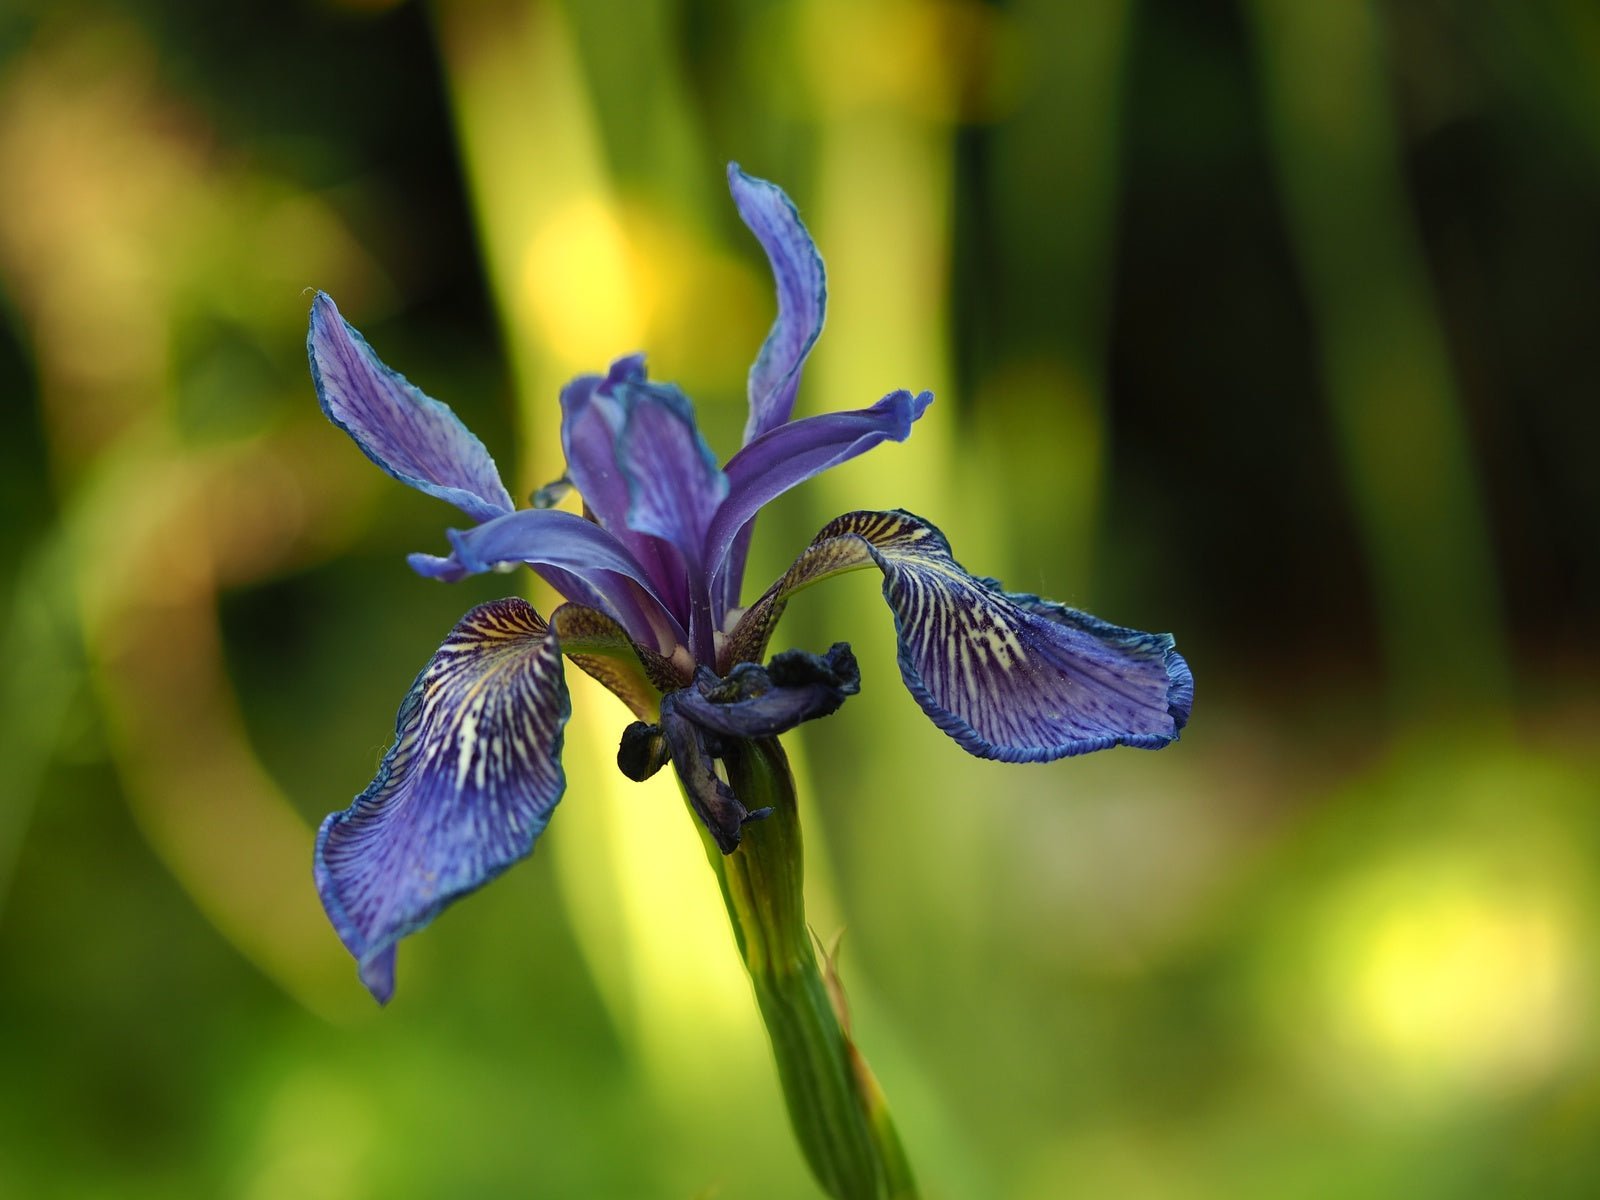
309 165 1192 1003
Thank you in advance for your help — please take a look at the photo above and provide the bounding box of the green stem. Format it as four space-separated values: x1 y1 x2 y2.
688 738 917 1199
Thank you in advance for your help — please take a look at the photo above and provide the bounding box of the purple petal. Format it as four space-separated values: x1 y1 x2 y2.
315 598 570 1002
559 360 725 618
669 644 859 740
308 293 514 522
558 358 645 546
729 510 1192 760
657 707 758 854
406 508 686 652
705 389 933 603
615 379 728 557
729 164 827 444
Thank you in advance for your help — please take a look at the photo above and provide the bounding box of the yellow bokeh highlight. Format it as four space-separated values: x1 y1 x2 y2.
1266 833 1592 1119
789 0 1015 122
1329 860 1581 1103
521 195 647 374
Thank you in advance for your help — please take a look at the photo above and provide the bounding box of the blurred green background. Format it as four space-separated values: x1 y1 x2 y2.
2 0 1597 1196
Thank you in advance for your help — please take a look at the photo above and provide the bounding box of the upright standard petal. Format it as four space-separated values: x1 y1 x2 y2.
615 377 729 555
705 389 933 603
729 164 828 444
558 357 647 545
727 510 1193 761
315 598 570 1002
308 293 515 522
559 358 727 623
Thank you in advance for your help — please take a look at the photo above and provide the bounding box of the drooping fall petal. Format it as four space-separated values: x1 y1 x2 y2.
314 599 570 1002
728 510 1192 761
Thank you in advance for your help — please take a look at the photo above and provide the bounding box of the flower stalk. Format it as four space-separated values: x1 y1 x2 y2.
690 737 917 1200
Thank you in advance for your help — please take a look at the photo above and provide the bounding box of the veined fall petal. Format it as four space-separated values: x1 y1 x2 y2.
550 601 680 721
314 598 570 1003
728 510 1193 760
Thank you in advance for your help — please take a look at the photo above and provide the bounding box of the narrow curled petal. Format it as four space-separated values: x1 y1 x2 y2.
308 293 514 522
705 389 934 596
406 507 685 651
729 510 1193 760
729 163 827 444
720 528 876 670
314 599 570 1002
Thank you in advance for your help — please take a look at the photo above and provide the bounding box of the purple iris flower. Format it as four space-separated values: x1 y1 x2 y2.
308 165 1193 1003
